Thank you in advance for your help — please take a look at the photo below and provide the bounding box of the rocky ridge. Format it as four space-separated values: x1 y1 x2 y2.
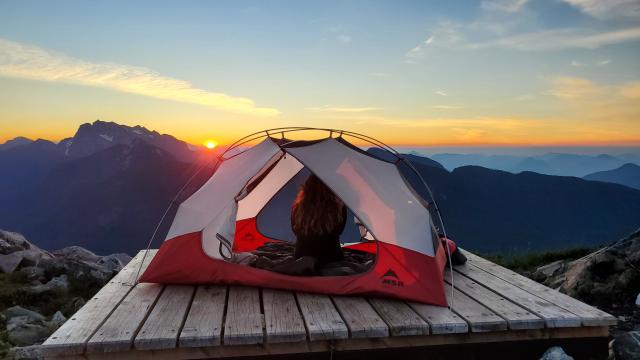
0 230 131 357
530 229 640 359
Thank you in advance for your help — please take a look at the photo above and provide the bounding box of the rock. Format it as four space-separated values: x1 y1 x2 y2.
18 266 45 282
536 260 564 278
1 306 46 324
0 252 24 273
636 293 640 307
612 331 640 360
29 274 69 294
53 246 100 263
7 323 50 346
45 311 67 330
539 346 574 360
0 230 32 254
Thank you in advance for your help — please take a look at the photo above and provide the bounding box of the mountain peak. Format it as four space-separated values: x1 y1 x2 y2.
0 136 34 151
64 120 199 161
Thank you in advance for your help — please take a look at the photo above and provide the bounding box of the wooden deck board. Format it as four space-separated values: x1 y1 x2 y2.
134 285 195 350
455 261 582 328
36 248 616 359
223 286 264 345
332 296 389 338
262 289 307 343
40 250 156 356
447 286 507 332
461 250 618 326
179 285 227 347
86 283 163 352
446 270 545 330
296 292 348 341
368 298 430 336
407 301 468 334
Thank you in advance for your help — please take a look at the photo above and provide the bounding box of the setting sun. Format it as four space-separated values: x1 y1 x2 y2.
204 140 217 149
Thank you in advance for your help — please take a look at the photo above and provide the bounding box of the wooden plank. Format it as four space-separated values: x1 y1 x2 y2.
86 283 163 352
223 286 264 345
74 326 610 360
262 289 307 343
296 292 348 341
446 270 544 330
368 298 429 336
407 302 468 334
332 296 389 338
447 286 507 332
455 262 582 328
179 285 227 348
134 285 195 350
40 250 157 356
461 249 617 326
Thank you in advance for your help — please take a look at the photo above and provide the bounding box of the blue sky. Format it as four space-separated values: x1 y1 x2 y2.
0 0 639 146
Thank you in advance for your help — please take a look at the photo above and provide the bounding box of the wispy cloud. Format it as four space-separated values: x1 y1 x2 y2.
548 77 603 99
562 0 640 20
435 90 448 96
597 59 612 66
467 27 640 51
570 60 586 67
307 105 382 113
0 38 279 117
481 0 528 13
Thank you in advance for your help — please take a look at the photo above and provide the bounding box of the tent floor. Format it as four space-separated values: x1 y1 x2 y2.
31 249 616 359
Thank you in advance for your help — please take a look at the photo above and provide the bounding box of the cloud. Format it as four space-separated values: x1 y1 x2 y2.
0 38 279 117
370 72 390 77
562 0 640 20
337 34 352 44
570 60 586 67
548 77 603 99
467 27 640 51
435 90 448 96
481 0 528 13
307 105 382 113
597 59 612 65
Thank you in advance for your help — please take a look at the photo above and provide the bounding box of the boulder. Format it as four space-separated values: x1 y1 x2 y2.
53 246 100 262
1 306 46 324
0 252 23 273
46 311 67 329
7 323 50 346
29 274 69 294
539 346 574 360
612 331 640 360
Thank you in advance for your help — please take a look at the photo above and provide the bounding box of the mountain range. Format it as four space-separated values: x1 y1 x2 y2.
428 152 640 177
1 120 639 255
583 163 640 190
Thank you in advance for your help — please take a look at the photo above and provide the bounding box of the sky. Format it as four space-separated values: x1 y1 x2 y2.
0 0 639 148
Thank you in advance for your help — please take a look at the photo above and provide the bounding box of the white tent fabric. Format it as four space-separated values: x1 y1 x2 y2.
286 139 435 256
166 137 282 259
236 153 304 221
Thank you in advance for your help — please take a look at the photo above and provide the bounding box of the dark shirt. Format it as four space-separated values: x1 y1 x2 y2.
292 206 346 265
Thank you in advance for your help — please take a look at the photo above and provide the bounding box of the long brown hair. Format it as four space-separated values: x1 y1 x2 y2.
291 174 345 238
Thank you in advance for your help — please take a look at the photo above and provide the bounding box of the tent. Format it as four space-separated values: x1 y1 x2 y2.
140 129 450 306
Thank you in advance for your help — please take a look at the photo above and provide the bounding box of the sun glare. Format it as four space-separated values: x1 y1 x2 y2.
205 140 217 149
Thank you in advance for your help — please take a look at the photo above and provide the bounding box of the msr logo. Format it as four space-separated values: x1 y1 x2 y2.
380 269 404 287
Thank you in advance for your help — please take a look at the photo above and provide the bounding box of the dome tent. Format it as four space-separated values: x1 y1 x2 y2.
140 128 451 306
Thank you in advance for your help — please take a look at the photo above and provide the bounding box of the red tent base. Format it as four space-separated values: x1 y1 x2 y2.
140 232 448 306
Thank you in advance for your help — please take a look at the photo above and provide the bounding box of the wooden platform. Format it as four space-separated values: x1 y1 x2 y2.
34 249 617 359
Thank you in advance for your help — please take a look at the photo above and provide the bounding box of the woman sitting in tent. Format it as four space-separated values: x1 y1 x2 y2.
263 174 346 275
291 174 346 264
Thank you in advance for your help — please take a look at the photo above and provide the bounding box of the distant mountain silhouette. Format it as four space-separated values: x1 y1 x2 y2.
366 147 445 169
430 152 639 177
584 163 640 190
0 121 639 255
